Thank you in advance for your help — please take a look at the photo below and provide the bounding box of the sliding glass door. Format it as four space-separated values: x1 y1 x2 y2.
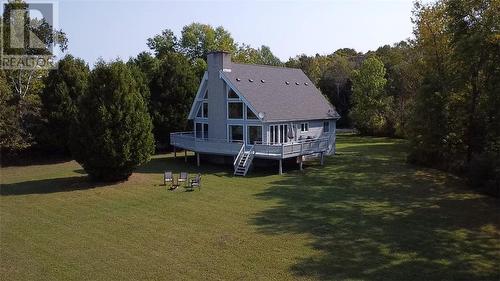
269 124 290 144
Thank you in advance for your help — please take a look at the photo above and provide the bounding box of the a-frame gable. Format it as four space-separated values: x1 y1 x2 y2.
220 71 263 121
188 71 208 120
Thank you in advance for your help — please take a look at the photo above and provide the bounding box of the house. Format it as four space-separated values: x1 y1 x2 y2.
170 51 340 176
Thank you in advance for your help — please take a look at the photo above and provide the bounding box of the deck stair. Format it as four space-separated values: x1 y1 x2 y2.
233 145 256 176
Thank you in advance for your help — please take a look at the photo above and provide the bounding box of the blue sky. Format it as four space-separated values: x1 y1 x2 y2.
58 0 418 66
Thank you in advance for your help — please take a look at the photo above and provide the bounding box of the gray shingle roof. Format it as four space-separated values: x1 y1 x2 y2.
222 63 340 122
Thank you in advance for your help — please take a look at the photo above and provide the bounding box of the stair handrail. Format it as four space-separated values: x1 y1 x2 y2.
242 145 255 167
242 145 256 175
234 143 245 167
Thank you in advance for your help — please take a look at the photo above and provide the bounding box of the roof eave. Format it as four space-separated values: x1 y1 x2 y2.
263 116 340 123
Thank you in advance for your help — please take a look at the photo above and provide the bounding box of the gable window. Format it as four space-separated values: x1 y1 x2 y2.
203 90 208 99
300 122 309 132
197 102 208 118
247 126 262 144
196 106 202 118
323 121 330 133
202 102 208 118
246 107 258 120
228 89 238 99
229 125 243 142
228 102 243 119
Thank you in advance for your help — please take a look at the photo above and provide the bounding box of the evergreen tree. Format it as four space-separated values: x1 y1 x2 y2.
38 55 90 153
149 53 199 148
70 61 154 181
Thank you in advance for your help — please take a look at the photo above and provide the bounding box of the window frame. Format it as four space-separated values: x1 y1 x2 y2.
195 122 208 139
269 124 290 144
300 122 309 133
323 121 330 133
246 106 258 120
228 124 244 143
247 125 263 145
227 88 239 99
202 102 208 118
227 101 244 120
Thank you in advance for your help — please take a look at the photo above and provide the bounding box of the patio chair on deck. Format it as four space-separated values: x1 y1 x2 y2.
164 171 172 186
179 172 188 187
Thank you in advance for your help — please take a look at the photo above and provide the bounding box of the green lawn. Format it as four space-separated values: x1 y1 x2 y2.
1 135 499 281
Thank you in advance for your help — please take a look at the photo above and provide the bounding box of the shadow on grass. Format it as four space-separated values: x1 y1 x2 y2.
251 135 500 281
136 153 301 178
136 155 233 177
0 176 111 196
1 152 282 196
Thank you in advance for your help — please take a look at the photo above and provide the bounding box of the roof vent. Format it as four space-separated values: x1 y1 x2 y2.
304 82 309 86
285 81 290 85
261 79 265 83
295 82 300 85
249 79 254 82
236 78 241 82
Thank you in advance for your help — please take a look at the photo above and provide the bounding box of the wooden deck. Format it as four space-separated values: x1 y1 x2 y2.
170 132 334 160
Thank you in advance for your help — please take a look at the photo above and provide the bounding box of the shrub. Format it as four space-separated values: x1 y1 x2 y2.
70 61 154 181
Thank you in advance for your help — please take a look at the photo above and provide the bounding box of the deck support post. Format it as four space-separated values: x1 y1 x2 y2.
320 152 324 166
174 146 176 158
300 161 303 171
197 153 200 167
184 150 187 163
279 159 283 175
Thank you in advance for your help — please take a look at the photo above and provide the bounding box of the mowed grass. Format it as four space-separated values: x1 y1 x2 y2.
1 134 499 281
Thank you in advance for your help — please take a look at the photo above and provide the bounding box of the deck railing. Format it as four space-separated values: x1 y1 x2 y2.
170 131 332 159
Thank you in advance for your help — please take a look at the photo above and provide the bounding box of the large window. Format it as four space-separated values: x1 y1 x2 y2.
229 125 243 142
246 107 258 119
323 121 330 133
247 126 262 144
228 102 243 119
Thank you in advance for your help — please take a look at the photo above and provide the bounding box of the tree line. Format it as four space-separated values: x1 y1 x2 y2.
1 0 498 195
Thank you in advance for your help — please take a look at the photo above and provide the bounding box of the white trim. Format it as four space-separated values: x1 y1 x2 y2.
188 71 208 120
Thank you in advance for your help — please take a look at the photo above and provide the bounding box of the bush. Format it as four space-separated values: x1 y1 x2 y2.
70 61 154 181
466 152 500 197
